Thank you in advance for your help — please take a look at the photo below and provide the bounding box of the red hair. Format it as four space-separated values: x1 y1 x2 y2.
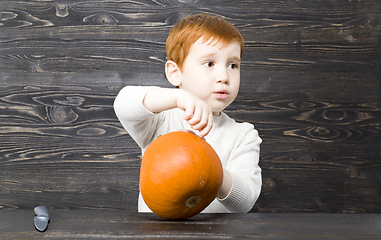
166 14 244 71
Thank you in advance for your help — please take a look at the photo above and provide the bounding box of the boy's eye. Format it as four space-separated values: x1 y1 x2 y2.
229 63 239 69
204 61 214 67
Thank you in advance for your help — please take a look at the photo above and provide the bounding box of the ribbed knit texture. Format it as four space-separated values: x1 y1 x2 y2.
219 173 245 211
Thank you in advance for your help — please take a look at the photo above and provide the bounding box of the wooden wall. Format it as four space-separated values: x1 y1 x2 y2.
1 0 380 213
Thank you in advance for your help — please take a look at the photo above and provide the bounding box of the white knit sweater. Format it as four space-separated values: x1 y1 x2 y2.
114 86 262 213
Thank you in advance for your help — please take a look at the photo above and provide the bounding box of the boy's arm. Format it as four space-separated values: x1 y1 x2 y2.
217 169 233 199
114 86 160 149
217 126 262 213
143 88 213 138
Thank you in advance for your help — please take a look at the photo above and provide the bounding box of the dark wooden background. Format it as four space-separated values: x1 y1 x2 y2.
1 0 380 214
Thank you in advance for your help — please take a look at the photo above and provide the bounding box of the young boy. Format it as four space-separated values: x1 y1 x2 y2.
114 14 262 213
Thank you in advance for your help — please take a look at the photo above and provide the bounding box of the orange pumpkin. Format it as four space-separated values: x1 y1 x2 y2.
140 131 223 220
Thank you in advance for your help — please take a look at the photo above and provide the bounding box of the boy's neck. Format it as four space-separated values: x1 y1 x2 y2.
213 111 221 116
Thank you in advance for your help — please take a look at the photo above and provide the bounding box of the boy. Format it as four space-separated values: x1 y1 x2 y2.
114 14 262 213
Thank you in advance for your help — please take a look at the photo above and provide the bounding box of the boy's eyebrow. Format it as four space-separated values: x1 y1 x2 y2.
198 53 241 62
230 56 241 62
198 53 215 59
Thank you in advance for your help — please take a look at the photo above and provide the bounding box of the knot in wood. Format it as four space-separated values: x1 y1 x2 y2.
47 106 78 124
55 4 69 18
83 13 119 25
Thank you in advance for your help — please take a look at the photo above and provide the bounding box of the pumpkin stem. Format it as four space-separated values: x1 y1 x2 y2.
185 196 202 208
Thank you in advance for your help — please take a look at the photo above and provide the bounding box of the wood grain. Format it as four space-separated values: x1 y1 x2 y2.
1 0 380 213
1 210 380 240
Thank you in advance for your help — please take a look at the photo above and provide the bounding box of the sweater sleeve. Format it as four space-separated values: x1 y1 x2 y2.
113 86 160 149
218 124 262 213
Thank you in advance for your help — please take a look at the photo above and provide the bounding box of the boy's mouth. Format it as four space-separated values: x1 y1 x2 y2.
214 89 229 99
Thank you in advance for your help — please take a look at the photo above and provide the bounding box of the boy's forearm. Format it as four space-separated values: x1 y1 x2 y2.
143 87 213 138
218 169 233 199
143 88 181 113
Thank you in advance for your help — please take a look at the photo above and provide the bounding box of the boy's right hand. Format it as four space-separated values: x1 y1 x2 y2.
175 90 213 138
143 88 213 138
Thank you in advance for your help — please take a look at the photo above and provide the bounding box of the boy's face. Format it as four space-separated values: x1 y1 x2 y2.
178 38 241 115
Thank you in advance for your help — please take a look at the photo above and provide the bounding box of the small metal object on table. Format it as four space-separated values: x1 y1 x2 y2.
33 206 50 232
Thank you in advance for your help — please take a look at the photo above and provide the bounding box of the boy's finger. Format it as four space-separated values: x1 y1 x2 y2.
183 104 195 120
190 108 209 130
187 106 203 125
198 113 213 138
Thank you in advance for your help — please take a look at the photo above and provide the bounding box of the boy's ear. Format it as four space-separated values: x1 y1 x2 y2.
165 60 182 87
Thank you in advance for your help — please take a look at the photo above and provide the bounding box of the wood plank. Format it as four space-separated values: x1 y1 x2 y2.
0 71 379 213
0 72 143 211
227 92 381 213
1 1 380 75
1 210 380 239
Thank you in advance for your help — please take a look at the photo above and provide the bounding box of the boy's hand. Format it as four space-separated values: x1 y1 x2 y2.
143 88 213 138
175 90 213 138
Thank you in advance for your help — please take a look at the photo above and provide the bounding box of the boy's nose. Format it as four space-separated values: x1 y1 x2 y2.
216 69 229 84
